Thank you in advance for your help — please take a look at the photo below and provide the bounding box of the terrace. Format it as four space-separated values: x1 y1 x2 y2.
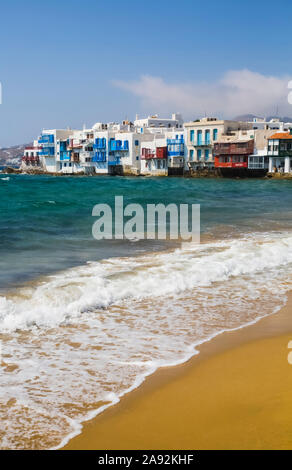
214 140 254 156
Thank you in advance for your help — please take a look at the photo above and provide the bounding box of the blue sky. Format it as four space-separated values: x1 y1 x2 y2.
0 0 292 146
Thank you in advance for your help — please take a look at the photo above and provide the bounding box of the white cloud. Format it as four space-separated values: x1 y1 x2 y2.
113 70 292 119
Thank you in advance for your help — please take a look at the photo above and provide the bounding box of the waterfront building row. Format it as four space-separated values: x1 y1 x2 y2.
22 114 292 176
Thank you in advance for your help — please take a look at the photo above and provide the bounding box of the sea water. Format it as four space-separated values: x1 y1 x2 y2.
0 174 292 449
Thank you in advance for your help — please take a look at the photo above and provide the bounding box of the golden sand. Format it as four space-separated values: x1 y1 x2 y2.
64 296 292 450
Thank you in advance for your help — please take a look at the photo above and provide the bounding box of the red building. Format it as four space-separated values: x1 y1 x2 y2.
214 140 254 169
22 146 41 166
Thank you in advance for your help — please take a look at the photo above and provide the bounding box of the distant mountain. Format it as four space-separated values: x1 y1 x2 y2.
0 143 31 167
234 114 292 123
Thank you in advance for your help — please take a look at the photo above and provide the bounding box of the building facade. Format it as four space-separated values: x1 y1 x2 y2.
214 139 254 172
267 131 292 173
184 118 253 169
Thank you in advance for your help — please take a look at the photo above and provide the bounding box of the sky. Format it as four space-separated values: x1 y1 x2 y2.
1 0 292 146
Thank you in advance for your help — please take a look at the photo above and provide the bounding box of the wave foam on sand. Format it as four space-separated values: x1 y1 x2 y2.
0 231 292 449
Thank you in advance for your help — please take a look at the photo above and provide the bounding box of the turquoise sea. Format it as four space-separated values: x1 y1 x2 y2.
0 174 292 449
1 174 292 289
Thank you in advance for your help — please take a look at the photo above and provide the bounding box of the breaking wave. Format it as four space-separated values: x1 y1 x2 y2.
0 231 292 449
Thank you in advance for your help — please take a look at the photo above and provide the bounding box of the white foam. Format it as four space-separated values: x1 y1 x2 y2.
0 232 292 331
0 231 292 449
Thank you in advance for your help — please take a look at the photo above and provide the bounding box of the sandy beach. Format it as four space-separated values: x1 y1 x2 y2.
64 293 292 450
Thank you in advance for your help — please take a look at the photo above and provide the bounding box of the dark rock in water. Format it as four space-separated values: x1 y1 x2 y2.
3 166 21 174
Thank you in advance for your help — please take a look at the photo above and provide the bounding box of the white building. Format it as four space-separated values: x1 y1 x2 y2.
22 140 42 170
184 118 253 169
267 131 292 173
140 129 186 176
134 113 183 133
37 129 74 173
140 136 168 176
92 122 153 175
23 113 186 176
249 117 292 131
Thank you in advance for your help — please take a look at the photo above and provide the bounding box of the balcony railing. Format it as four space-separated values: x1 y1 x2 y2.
156 147 167 159
109 140 129 151
214 141 254 156
38 135 54 145
195 140 211 146
142 146 167 159
141 150 155 160
92 151 107 162
94 139 106 150
22 156 39 161
167 138 184 145
39 147 55 156
167 142 184 157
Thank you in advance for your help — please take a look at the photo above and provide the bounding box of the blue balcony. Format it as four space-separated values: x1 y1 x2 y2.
109 140 129 151
108 159 121 166
92 151 106 162
60 151 71 161
39 147 55 156
93 138 106 150
167 137 184 144
38 134 54 145
167 139 184 157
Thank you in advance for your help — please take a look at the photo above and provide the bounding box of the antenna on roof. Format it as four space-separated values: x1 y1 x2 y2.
275 105 279 118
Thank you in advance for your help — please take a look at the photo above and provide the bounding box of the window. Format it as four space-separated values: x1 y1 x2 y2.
197 130 202 145
190 130 194 142
213 129 218 141
205 149 209 160
205 130 210 144
135 140 139 146
197 149 202 160
190 149 194 160
136 156 139 160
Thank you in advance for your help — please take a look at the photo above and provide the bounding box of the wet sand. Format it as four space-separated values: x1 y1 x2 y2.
64 294 292 450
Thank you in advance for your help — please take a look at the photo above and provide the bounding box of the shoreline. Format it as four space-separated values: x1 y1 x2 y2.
0 167 279 179
3 167 292 179
63 293 292 450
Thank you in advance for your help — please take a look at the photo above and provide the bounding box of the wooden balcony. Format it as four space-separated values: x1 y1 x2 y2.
141 147 167 160
214 140 254 156
141 149 155 160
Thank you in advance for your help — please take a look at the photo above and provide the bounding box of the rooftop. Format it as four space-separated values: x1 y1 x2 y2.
269 132 292 140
